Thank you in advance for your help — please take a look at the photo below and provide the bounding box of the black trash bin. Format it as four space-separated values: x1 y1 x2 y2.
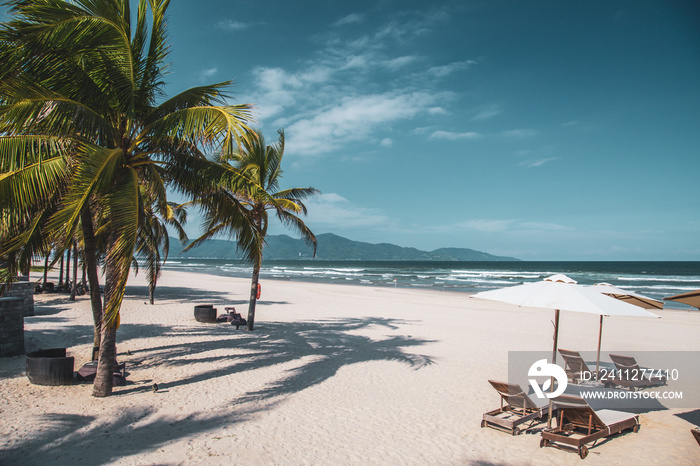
194 304 217 323
26 348 74 386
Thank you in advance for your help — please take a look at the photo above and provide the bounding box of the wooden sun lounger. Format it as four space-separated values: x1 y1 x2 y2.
540 395 639 459
692 427 700 447
603 353 667 391
558 349 598 383
481 380 553 435
77 346 127 385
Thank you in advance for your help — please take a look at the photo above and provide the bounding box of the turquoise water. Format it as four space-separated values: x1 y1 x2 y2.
162 260 700 310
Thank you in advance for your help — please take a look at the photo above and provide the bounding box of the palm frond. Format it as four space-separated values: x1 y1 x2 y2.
2 2 137 107
46 144 125 240
101 166 140 327
145 104 254 155
0 135 69 172
0 93 116 142
275 209 317 257
145 82 232 125
0 155 68 214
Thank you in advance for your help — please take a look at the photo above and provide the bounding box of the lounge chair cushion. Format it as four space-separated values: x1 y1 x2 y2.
596 409 637 426
531 394 551 410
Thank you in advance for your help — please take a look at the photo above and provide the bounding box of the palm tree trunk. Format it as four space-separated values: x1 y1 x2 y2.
70 242 78 300
246 254 261 331
65 246 71 291
58 252 64 287
81 207 103 349
42 254 49 290
92 255 117 397
21 255 30 278
149 280 155 305
93 320 117 397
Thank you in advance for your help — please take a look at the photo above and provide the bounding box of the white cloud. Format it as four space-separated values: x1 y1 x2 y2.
215 20 249 31
428 107 448 115
455 219 572 233
500 129 537 138
384 55 420 70
380 138 393 147
373 9 449 42
471 103 502 121
519 157 559 168
285 92 439 156
519 222 573 231
427 60 477 78
243 11 461 158
305 193 392 229
199 67 218 81
248 67 303 119
334 13 365 27
342 53 373 70
456 219 516 232
429 130 481 140
299 65 335 83
255 67 303 91
412 126 432 135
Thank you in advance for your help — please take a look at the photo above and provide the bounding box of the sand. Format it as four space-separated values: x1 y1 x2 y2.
1 269 699 465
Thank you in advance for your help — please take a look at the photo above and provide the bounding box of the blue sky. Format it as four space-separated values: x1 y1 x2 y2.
166 1 700 261
8 1 700 260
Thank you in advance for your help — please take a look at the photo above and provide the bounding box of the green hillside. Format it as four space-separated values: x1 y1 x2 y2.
167 233 518 261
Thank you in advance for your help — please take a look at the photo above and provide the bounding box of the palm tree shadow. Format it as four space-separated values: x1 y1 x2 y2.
124 285 234 304
125 317 435 403
0 407 257 465
675 409 700 426
2 317 437 465
124 285 290 307
236 318 435 402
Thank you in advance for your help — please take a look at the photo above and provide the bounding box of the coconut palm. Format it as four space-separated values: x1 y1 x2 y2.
188 128 318 330
0 136 67 292
0 0 253 397
134 197 188 305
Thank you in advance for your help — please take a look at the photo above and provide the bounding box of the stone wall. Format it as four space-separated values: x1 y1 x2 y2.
1 279 34 317
0 297 25 357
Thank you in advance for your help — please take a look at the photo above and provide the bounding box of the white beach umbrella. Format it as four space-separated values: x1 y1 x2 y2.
471 274 659 367
471 274 660 428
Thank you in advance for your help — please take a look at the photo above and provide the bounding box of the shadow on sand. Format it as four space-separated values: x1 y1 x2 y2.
675 408 700 427
124 284 237 305
2 316 435 465
124 284 289 308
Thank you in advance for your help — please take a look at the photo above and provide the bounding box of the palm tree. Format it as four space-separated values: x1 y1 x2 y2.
0 0 252 397
134 198 188 305
0 138 66 292
188 128 318 330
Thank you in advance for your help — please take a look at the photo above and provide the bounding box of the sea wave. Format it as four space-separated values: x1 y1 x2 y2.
162 259 699 310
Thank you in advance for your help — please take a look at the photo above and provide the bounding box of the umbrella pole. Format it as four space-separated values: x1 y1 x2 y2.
596 315 603 380
547 309 560 428
551 309 560 364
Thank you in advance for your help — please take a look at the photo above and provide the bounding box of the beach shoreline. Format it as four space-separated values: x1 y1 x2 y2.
1 268 699 464
159 259 700 311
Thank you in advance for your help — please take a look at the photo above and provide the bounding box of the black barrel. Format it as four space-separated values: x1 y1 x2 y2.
194 304 217 323
26 348 74 386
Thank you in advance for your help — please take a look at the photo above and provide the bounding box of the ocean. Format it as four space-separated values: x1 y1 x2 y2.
161 260 700 310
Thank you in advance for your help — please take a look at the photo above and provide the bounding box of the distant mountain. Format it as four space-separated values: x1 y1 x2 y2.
167 233 519 261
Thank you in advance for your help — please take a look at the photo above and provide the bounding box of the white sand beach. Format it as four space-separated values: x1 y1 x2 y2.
1 269 699 465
